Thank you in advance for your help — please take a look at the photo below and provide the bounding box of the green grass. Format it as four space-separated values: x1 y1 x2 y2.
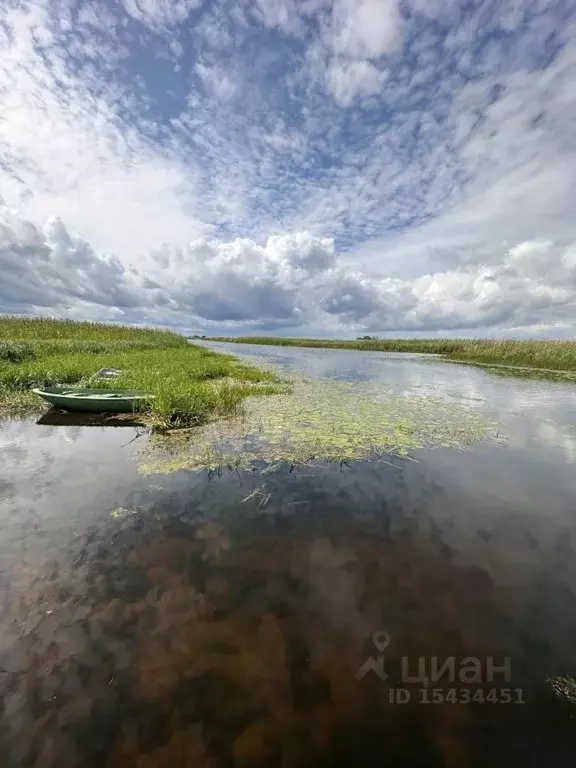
0 341 36 363
208 336 576 375
0 316 282 427
0 315 187 344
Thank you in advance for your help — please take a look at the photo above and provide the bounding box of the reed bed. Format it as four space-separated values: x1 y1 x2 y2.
0 317 281 427
0 315 186 344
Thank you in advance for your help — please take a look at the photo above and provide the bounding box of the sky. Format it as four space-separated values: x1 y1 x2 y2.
1 0 576 338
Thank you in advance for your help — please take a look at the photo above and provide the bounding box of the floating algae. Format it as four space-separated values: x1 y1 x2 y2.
110 506 139 519
138 373 502 475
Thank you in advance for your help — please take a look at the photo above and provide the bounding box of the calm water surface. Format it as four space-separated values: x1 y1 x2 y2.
1 343 576 767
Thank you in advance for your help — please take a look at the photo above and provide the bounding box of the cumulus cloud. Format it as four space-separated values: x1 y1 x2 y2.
2 202 575 335
147 232 336 322
254 0 395 103
0 204 160 316
1 0 576 336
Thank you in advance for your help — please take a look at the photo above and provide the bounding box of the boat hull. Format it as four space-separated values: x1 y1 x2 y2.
32 387 154 413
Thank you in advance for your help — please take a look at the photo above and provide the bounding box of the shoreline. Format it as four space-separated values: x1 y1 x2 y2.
445 358 576 381
0 317 282 427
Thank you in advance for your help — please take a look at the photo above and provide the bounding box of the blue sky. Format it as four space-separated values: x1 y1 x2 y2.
1 0 576 336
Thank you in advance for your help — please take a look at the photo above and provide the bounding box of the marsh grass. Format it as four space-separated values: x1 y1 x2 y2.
0 341 36 363
0 389 42 419
0 317 282 426
0 315 187 345
209 336 576 374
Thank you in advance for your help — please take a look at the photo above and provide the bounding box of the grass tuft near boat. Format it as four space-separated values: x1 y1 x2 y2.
0 317 281 426
32 387 154 413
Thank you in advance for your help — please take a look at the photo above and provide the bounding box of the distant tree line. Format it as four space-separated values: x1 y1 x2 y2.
356 335 380 340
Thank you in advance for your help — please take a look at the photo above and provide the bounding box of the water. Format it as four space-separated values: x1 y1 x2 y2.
1 343 576 766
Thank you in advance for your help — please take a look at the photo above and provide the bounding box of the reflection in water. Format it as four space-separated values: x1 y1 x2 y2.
2 346 576 766
203 342 576 466
3 468 576 766
37 410 146 428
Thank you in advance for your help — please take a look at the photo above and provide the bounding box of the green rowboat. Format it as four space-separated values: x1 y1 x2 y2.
32 387 154 413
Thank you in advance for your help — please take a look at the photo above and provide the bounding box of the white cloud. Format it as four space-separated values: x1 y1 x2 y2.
253 0 399 104
120 0 201 28
169 39 184 58
0 0 206 259
1 0 576 336
76 2 120 33
327 59 386 106
328 0 403 58
3 201 575 334
196 62 239 101
0 204 159 315
146 231 337 322
253 0 306 34
307 19 576 278
254 0 330 34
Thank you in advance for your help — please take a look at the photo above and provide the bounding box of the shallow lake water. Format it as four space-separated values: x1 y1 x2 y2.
1 342 576 767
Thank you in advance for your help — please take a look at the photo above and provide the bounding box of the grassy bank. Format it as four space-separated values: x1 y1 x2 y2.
0 317 282 427
208 336 576 375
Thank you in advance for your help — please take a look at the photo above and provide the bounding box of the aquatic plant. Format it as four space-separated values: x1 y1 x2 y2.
139 371 500 474
110 507 139 518
548 676 576 708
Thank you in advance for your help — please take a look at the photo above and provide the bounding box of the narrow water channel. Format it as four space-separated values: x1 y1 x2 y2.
1 343 576 766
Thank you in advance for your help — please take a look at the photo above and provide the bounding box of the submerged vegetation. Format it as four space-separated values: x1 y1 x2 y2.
209 336 576 377
548 676 576 713
139 371 501 475
0 316 282 426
